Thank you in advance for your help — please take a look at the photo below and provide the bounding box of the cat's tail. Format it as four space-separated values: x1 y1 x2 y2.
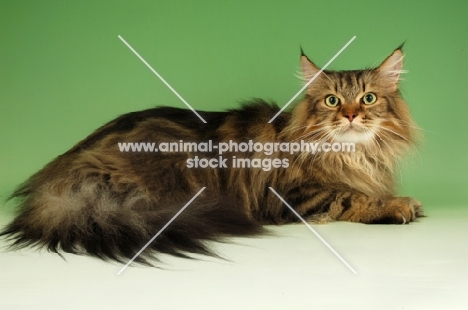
0 176 263 265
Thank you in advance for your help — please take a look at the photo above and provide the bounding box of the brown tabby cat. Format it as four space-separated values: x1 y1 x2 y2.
1 45 423 264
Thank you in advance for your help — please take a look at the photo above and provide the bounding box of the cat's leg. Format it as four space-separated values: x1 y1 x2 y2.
279 185 423 224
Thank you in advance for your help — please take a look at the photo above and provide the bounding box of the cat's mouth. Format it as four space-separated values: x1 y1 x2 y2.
342 123 359 132
339 123 364 134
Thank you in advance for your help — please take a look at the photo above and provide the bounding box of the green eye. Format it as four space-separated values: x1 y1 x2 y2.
362 92 377 105
325 95 340 107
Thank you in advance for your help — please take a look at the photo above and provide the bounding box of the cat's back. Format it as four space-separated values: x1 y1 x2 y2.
65 100 284 154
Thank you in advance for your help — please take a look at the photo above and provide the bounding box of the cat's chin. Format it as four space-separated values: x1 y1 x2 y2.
334 129 374 145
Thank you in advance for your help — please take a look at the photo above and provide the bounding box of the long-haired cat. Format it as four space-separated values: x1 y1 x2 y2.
1 46 423 264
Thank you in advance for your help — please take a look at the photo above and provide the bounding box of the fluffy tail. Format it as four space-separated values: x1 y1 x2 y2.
1 177 263 265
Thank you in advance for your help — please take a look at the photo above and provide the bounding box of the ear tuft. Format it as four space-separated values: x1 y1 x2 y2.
300 46 307 57
300 51 320 82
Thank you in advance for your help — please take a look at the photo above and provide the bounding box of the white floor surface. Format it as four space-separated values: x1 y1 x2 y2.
1 206 467 310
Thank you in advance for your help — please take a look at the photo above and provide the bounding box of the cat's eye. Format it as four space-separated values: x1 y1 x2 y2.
362 92 377 105
325 95 340 107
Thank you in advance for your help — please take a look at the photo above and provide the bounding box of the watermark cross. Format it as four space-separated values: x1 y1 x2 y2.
116 35 357 274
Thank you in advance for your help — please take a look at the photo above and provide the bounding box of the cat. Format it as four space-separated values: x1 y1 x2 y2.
1 45 423 264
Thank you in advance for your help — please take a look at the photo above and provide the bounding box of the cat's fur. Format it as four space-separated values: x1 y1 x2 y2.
1 46 423 264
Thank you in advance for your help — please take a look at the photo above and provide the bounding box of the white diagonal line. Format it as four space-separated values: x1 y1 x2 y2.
118 35 207 124
268 187 357 274
268 35 356 123
117 187 206 275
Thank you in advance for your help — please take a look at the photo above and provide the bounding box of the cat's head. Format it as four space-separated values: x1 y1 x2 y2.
288 46 417 152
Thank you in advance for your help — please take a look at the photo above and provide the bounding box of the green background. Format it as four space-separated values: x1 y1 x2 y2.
1 0 467 210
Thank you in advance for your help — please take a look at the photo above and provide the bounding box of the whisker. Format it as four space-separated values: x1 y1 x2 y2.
366 124 411 143
366 124 420 158
295 126 333 142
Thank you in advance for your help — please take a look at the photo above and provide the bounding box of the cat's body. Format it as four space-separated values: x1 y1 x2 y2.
1 46 423 264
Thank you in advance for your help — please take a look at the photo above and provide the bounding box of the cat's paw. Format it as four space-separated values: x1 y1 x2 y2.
381 197 424 224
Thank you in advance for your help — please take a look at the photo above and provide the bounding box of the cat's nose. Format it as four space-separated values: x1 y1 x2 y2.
343 112 357 122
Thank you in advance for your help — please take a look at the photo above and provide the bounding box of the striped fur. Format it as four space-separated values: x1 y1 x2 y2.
1 46 423 264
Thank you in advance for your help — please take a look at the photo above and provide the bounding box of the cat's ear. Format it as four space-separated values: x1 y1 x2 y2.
378 46 405 91
300 49 321 82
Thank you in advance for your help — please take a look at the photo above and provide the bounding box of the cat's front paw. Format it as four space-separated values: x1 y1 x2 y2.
381 197 424 224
